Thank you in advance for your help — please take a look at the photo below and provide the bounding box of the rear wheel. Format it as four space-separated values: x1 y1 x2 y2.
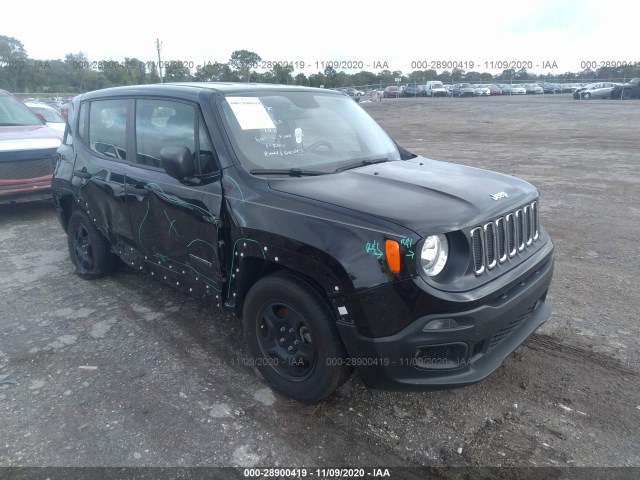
67 210 114 279
242 272 352 402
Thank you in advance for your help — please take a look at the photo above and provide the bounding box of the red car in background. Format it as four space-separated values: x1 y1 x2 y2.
383 86 401 98
0 89 62 204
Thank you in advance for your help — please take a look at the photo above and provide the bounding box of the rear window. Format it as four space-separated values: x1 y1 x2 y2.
88 99 127 160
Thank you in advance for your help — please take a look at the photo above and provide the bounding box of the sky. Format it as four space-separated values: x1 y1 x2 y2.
5 0 637 76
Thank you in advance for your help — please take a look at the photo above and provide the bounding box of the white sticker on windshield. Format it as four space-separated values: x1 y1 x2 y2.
227 97 275 130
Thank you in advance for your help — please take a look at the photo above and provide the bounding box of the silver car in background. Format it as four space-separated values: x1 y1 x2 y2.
578 82 621 99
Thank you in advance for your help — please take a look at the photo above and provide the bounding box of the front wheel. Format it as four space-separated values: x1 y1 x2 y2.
242 272 352 402
622 89 632 100
582 92 591 99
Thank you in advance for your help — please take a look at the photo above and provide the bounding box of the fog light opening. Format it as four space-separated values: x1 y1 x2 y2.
423 318 458 331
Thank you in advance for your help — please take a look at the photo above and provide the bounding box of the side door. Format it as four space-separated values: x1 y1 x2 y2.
125 97 225 300
72 98 135 250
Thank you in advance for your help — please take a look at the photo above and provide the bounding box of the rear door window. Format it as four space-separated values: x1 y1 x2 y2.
88 99 128 160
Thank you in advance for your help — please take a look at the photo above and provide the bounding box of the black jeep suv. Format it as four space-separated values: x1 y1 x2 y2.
52 83 554 402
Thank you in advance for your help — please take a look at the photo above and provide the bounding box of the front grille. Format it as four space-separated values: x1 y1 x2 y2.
470 201 539 275
0 158 54 180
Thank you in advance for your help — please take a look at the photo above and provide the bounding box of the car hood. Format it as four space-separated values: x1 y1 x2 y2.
0 125 62 152
268 157 538 234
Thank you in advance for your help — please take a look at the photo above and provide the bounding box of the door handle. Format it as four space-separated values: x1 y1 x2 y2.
73 169 92 179
127 185 149 197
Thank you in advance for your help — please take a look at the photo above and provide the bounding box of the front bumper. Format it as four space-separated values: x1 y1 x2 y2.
337 245 554 390
0 174 53 204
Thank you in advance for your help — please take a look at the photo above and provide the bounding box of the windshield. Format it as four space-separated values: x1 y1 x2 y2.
219 91 400 172
0 95 43 126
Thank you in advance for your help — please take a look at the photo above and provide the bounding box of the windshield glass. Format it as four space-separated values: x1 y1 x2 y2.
0 95 43 126
219 91 400 172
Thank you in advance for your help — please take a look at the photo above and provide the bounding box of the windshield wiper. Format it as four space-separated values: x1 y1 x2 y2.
250 168 327 177
334 158 389 173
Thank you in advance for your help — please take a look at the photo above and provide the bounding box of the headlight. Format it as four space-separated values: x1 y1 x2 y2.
420 234 449 276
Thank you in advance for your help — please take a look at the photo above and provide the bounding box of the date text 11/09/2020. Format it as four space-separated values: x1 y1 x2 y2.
243 468 391 478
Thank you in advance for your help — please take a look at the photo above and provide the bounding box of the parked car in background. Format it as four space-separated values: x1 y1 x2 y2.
572 84 590 99
540 83 561 94
25 102 66 133
488 84 503 95
453 83 475 97
425 81 447 97
578 82 620 99
559 84 575 93
610 78 640 100
52 82 554 402
525 84 544 94
383 86 401 98
444 84 454 96
473 85 491 96
337 87 361 103
401 84 424 97
499 84 526 95
0 89 62 204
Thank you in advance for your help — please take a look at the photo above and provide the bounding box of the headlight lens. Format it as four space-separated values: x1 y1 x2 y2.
420 234 449 276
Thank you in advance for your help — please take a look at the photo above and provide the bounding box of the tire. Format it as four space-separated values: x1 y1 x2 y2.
582 92 591 99
67 210 114 279
242 272 352 402
622 89 632 100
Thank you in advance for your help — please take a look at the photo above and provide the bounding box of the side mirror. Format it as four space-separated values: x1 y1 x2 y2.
160 146 195 179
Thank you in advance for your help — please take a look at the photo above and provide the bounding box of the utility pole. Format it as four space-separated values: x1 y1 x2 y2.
156 38 163 83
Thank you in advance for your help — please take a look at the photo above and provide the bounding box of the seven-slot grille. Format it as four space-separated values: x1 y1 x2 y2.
470 201 539 275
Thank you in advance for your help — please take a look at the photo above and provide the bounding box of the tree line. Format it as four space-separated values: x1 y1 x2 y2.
1 36 639 94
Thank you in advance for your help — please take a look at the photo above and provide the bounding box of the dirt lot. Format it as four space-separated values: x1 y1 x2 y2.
1 95 639 475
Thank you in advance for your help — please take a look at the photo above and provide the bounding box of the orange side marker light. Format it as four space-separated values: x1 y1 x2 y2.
385 239 401 273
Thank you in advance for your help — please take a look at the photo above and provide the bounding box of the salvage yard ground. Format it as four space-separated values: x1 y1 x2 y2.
0 95 639 473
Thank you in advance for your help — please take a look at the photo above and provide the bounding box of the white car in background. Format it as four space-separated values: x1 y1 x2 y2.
474 85 491 96
25 102 66 133
510 85 527 95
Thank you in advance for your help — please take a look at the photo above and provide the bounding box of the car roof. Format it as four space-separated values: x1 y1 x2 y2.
78 82 340 102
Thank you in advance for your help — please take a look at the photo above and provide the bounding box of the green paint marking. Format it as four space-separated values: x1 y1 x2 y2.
150 253 222 292
187 238 216 250
145 182 218 223
366 240 383 259
224 175 244 203
164 210 180 237
137 201 150 249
